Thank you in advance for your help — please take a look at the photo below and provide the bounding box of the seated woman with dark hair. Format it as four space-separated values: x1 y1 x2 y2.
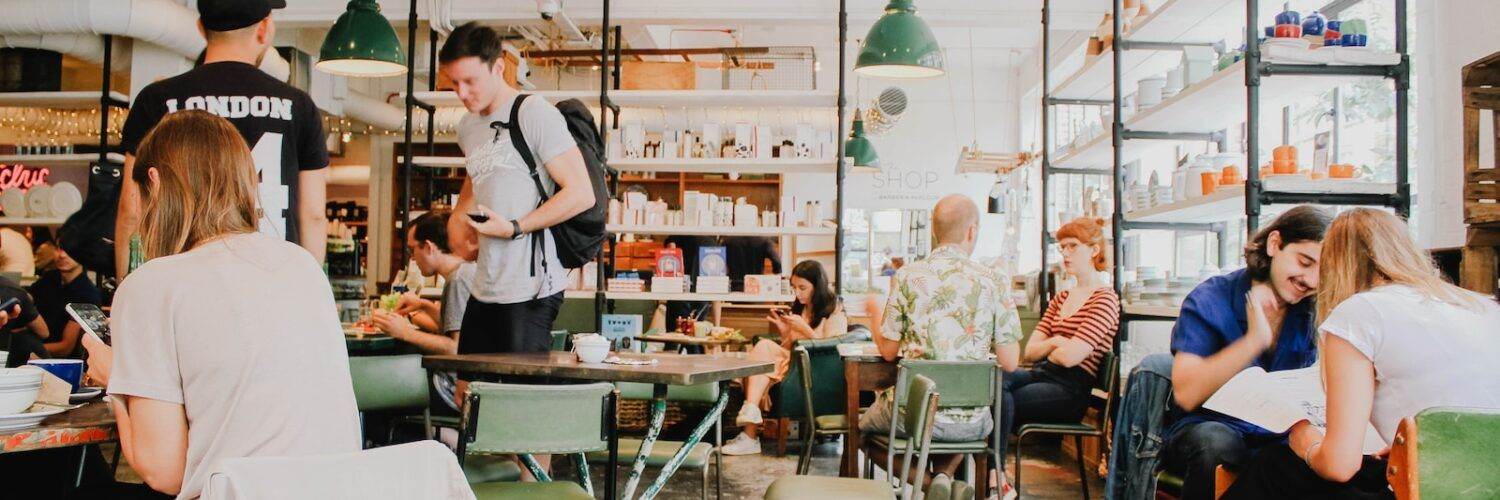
721 260 847 456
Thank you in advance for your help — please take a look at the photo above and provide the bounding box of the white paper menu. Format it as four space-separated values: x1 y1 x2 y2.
1203 365 1386 455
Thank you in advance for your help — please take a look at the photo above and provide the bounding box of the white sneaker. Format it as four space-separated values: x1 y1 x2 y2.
735 404 763 425
719 432 762 456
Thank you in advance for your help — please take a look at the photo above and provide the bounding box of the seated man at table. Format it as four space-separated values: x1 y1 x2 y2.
375 211 473 415
862 194 1022 478
1162 205 1331 500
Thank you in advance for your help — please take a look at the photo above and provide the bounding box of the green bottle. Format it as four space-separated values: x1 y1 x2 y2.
127 234 145 275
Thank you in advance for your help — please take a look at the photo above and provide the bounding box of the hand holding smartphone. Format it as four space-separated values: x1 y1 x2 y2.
467 212 490 223
66 303 110 346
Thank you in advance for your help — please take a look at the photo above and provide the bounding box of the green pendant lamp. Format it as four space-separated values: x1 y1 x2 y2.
856 0 945 79
318 0 407 77
845 113 881 173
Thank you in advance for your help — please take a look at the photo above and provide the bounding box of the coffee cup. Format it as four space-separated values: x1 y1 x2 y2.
28 359 83 392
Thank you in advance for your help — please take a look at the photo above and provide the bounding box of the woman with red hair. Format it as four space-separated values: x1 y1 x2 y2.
996 217 1120 493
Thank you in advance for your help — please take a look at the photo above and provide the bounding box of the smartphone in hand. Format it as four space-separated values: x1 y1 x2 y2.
467 212 490 223
66 303 111 346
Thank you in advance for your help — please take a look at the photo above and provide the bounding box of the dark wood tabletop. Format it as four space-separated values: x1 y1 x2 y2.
0 399 116 454
423 351 773 386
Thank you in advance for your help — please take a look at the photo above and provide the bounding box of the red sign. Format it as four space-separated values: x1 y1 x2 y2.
0 164 51 191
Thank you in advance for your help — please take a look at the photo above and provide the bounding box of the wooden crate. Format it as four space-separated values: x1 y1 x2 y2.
1462 51 1500 295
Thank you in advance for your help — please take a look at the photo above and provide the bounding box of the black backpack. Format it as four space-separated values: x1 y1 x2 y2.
503 93 612 269
58 160 124 279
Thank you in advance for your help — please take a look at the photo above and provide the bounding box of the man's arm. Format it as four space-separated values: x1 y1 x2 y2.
115 155 141 278
518 148 593 232
44 322 82 357
297 168 329 263
1171 286 1276 410
449 179 479 261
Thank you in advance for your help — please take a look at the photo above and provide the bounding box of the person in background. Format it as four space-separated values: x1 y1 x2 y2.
1224 209 1500 499
117 0 330 279
722 260 848 456
31 227 56 273
0 227 36 277
880 256 905 277
996 217 1119 499
79 110 358 499
29 235 103 358
375 211 473 414
862 194 1023 480
1162 205 1332 500
724 236 782 290
0 272 47 368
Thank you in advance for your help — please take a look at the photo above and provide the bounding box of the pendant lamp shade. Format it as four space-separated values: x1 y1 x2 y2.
317 0 407 77
844 114 880 173
855 0 945 79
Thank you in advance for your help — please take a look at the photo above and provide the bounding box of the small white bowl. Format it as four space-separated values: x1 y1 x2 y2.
575 342 610 364
0 369 41 415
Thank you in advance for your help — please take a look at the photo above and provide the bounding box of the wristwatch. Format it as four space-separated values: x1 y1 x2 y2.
509 219 524 240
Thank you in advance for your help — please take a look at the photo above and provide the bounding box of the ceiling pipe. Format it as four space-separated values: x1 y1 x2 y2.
0 33 127 69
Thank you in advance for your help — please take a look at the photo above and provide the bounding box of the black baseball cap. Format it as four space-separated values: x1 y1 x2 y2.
198 0 287 32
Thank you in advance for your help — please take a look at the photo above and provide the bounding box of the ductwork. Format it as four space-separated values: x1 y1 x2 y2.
0 34 125 69
0 0 288 80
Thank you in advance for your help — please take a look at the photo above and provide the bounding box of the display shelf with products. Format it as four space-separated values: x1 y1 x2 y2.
408 89 837 109
1125 179 1396 224
0 153 125 167
611 157 836 174
607 224 835 237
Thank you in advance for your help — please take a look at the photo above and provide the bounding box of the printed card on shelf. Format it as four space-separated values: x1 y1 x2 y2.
654 247 684 277
650 276 686 294
698 247 728 276
600 314 642 342
696 276 730 294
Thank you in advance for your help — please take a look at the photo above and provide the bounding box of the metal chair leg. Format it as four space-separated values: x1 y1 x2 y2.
1013 433 1024 499
1075 435 1090 500
715 418 723 500
701 463 709 500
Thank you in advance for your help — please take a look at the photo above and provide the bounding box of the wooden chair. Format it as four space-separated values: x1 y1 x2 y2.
1386 406 1500 500
1212 465 1236 499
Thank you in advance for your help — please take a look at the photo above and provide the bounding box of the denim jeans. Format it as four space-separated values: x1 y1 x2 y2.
1162 421 1252 500
998 365 1092 465
1104 353 1175 500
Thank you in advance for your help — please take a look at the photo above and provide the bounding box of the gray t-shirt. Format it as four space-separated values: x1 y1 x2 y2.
440 262 478 334
456 94 577 304
108 232 361 499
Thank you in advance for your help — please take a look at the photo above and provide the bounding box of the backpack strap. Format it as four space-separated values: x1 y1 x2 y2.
499 93 549 298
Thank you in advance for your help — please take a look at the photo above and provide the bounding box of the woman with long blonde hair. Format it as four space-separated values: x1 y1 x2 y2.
78 110 359 499
1225 208 1500 499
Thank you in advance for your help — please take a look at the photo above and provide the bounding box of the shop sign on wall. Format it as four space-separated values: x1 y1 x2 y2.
0 164 51 191
845 159 971 210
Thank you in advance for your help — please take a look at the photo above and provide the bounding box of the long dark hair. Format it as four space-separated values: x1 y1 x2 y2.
1244 205 1332 282
789 260 838 329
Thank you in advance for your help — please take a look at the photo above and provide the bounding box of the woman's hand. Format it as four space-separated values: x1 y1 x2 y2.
781 313 811 335
1288 420 1325 462
371 310 416 341
465 205 514 239
81 328 113 388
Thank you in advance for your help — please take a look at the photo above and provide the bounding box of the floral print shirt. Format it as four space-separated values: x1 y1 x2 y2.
881 245 1022 423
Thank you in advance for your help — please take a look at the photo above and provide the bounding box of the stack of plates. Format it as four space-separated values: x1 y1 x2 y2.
0 182 82 219
0 368 42 414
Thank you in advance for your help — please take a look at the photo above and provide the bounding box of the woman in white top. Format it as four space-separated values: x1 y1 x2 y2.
721 260 848 456
1225 208 1500 499
80 110 360 499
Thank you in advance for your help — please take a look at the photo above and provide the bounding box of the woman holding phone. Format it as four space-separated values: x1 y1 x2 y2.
721 260 848 456
78 111 359 499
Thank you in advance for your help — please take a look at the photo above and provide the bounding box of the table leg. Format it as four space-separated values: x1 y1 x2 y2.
842 359 861 478
73 445 88 488
607 389 619 500
621 383 668 499
641 381 730 500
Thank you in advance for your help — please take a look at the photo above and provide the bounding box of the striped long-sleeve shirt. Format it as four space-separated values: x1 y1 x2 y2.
1036 287 1120 376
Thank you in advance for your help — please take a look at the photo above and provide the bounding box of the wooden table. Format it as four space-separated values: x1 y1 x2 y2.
636 333 750 354
345 334 398 355
839 342 897 478
424 351 772 500
0 400 116 454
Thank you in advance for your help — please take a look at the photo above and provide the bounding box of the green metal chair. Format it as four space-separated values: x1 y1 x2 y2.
585 382 720 499
864 360 1002 494
1387 406 1500 500
461 382 616 500
791 339 856 474
1014 352 1120 500
550 329 570 351
767 334 860 456
765 374 941 500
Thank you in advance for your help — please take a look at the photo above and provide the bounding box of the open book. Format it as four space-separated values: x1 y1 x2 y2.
1203 365 1386 454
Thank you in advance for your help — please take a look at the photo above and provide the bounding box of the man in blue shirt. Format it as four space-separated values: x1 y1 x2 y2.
1163 205 1332 499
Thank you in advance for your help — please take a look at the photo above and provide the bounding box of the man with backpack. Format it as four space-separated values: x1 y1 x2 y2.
439 22 601 370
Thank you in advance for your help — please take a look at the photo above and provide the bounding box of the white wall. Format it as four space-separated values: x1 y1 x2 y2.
1413 0 1500 249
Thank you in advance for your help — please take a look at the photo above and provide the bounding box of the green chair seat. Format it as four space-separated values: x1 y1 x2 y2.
1017 422 1100 435
815 414 849 431
461 455 522 483
584 438 714 469
470 480 592 500
764 475 896 500
868 435 987 453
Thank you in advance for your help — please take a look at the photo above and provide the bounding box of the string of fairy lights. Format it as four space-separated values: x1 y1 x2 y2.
0 107 126 149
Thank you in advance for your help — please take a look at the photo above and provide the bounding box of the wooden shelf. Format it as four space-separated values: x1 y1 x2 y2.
1125 179 1396 224
0 91 128 109
1124 303 1181 318
409 89 836 109
0 217 67 226
611 158 836 174
683 178 780 185
0 153 124 166
593 291 794 302
618 177 681 184
608 224 835 237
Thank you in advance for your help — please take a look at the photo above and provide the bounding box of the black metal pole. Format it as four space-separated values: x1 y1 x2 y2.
835 0 847 296
1040 0 1051 309
427 28 437 157
1110 0 1124 299
400 0 418 268
594 0 611 373
98 35 112 168
1245 0 1262 234
1393 0 1410 218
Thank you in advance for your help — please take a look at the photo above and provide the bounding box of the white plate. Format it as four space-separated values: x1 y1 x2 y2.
0 189 23 217
0 405 65 431
49 182 82 218
69 387 103 403
25 184 51 217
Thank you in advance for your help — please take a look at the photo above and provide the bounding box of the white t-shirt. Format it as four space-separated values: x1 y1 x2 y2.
108 232 361 499
1320 284 1500 445
456 93 577 304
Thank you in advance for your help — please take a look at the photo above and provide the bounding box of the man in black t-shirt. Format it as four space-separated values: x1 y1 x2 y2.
117 0 328 276
29 244 102 358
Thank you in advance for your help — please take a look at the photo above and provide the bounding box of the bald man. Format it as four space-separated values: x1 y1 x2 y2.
861 194 1023 475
